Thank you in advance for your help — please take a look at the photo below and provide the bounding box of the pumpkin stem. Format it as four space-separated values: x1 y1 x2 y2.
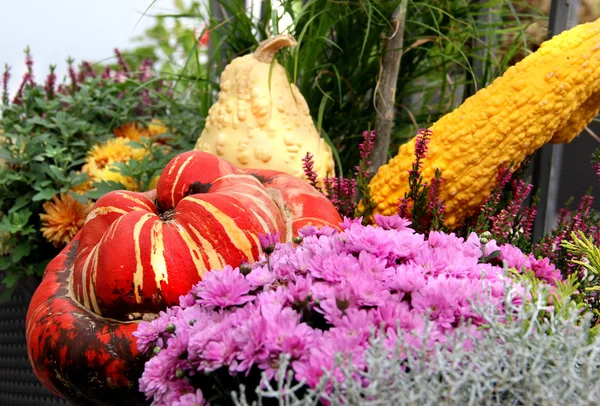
160 209 175 222
254 34 297 63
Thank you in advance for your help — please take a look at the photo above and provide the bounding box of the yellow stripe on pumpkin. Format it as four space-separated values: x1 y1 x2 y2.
230 191 278 230
170 153 195 208
186 197 256 261
86 206 128 221
171 221 208 277
150 222 169 288
80 244 96 311
132 213 155 303
115 191 155 212
187 224 226 273
88 243 102 315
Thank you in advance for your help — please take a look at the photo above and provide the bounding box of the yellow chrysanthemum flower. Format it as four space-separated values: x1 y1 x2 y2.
40 194 93 247
86 137 145 169
73 137 149 193
146 119 168 138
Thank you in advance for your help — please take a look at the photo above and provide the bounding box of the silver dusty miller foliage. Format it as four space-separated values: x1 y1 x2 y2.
232 283 600 406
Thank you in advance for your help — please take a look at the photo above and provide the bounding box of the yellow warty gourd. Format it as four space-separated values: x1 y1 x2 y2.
195 34 335 179
369 17 600 228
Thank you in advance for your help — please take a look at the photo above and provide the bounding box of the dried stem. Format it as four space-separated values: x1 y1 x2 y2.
254 34 297 63
369 0 408 173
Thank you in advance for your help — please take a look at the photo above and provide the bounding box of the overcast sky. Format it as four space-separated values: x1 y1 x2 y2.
0 0 162 96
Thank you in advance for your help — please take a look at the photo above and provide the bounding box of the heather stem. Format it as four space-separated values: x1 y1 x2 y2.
114 48 130 73
1 64 9 105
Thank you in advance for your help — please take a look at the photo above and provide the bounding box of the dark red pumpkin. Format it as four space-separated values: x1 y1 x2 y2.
26 151 341 405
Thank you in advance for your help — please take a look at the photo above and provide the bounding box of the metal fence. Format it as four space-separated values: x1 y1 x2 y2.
0 279 68 405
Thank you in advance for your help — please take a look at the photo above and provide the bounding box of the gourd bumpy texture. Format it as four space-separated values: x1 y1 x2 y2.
195 35 335 179
369 18 600 228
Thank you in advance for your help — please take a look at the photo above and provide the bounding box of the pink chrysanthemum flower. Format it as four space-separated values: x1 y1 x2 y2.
374 214 413 231
196 265 254 308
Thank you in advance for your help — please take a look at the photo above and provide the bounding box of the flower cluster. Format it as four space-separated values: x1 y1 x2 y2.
303 130 376 219
135 216 560 405
471 166 537 245
0 47 202 293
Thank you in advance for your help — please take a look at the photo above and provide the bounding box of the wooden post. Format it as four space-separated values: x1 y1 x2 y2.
531 0 580 242
208 0 246 75
369 0 408 173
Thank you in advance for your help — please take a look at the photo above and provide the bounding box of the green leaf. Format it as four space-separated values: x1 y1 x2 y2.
11 243 31 263
32 189 58 202
8 196 30 214
2 272 20 289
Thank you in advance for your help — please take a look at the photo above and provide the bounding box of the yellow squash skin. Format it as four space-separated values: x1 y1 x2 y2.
195 35 335 179
369 18 600 228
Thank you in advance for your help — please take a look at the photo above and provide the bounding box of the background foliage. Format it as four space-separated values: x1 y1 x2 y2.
0 54 202 297
126 0 543 174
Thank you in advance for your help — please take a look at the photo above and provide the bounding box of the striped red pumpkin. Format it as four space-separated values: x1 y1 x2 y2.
26 151 341 405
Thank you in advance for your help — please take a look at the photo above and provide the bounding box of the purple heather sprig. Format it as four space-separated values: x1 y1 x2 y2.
302 152 321 191
114 48 130 73
82 61 97 79
470 166 537 246
11 50 35 105
593 149 600 181
397 128 446 233
428 169 446 231
44 65 56 99
355 130 376 179
67 57 77 93
489 179 535 242
24 47 34 85
11 72 31 105
2 64 10 105
535 194 599 278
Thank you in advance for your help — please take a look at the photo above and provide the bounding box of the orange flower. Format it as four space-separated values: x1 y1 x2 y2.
113 119 168 141
113 122 144 141
40 194 93 247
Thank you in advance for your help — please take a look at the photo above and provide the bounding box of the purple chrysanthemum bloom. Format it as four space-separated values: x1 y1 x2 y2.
499 244 530 271
258 231 281 254
196 265 254 308
388 264 427 293
527 255 562 285
374 214 412 231
298 225 338 238
172 389 206 406
202 329 239 371
341 224 396 257
246 265 276 289
137 211 563 402
133 308 178 352
179 293 196 308
287 276 312 303
483 240 500 259
339 216 363 229
347 271 390 307
139 334 193 404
